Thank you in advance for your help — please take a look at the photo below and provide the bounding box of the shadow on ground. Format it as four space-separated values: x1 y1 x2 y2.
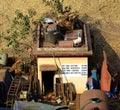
81 14 120 110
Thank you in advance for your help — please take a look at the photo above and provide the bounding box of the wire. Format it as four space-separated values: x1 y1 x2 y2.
52 52 63 83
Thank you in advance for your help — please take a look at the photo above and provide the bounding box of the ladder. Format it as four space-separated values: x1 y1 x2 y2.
19 79 31 100
6 79 21 108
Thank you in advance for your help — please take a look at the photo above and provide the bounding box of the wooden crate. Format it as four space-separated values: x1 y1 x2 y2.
55 83 75 102
58 41 73 48
65 30 83 40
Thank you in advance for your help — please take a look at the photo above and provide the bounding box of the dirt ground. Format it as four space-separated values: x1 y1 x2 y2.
0 0 120 109
0 0 120 71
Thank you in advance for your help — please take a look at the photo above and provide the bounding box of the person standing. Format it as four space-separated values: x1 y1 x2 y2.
86 68 100 90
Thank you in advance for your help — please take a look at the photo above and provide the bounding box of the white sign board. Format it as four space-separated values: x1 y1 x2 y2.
62 64 87 77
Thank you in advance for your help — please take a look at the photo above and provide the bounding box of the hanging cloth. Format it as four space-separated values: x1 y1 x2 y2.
100 51 111 92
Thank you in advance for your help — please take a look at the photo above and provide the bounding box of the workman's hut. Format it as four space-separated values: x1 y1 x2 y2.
32 17 93 101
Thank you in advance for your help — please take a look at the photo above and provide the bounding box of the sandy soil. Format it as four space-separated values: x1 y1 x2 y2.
0 0 120 69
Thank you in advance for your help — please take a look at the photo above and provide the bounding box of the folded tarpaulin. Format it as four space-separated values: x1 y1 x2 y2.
100 51 111 92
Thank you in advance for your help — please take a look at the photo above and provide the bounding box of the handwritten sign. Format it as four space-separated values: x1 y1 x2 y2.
62 64 87 76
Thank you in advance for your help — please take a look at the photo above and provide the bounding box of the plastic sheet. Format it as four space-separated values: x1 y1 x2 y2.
13 101 69 110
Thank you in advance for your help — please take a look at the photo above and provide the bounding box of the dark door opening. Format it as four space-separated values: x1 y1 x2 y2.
42 71 55 95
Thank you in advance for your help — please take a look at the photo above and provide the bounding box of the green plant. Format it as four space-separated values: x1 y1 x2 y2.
4 9 36 57
42 0 79 29
42 0 71 14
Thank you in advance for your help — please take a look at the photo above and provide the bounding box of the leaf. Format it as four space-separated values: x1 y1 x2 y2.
28 9 36 18
15 10 24 19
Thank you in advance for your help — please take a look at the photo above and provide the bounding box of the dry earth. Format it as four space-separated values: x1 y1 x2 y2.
0 0 120 71
0 0 120 109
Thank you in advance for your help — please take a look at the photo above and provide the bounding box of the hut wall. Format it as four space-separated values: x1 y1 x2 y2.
37 57 88 94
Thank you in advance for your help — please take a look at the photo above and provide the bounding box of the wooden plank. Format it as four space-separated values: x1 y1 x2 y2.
64 83 73 101
32 49 93 57
83 24 88 51
65 30 82 40
40 64 57 71
55 83 65 98
85 24 92 51
58 41 73 48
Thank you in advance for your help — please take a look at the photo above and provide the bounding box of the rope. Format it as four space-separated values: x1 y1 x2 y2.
52 52 69 84
57 57 69 84
52 52 63 83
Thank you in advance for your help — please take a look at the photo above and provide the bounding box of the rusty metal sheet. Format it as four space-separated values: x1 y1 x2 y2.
80 90 109 110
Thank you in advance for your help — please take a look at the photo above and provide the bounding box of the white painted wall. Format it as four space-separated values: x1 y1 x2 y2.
37 57 88 94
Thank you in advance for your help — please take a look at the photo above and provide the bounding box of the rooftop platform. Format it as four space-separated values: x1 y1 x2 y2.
32 21 93 57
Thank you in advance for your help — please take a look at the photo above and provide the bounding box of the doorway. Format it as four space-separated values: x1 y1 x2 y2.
42 71 55 95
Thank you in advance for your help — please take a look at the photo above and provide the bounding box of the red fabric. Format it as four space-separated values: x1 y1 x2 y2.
101 51 111 92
